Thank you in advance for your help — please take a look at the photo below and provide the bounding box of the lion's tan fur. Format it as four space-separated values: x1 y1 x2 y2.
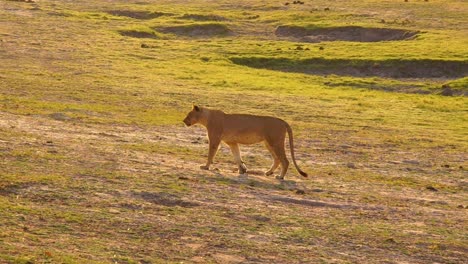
183 105 307 179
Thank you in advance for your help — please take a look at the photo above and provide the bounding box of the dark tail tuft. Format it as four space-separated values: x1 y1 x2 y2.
299 171 308 177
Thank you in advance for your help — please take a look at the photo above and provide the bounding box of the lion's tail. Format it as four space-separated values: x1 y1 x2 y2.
285 123 308 177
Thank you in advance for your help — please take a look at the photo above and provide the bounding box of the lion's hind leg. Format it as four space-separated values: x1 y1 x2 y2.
264 142 280 176
275 145 289 180
266 139 289 180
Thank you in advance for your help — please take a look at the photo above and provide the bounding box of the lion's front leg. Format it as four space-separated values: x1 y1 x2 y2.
227 143 247 174
201 138 220 170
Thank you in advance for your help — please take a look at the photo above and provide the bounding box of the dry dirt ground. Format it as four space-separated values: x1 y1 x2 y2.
0 110 466 263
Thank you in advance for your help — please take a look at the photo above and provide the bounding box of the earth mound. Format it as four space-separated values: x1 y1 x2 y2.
275 25 419 42
118 30 158 39
179 13 227 21
108 10 172 20
156 23 231 37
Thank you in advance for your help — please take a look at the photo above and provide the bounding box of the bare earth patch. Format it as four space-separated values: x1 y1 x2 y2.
155 23 232 38
118 30 158 39
179 13 228 21
230 57 468 80
108 10 172 20
275 25 419 43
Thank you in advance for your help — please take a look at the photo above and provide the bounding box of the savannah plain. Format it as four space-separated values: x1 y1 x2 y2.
0 0 467 263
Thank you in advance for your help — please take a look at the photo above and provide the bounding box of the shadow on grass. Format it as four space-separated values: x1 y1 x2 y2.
207 169 289 191
266 195 356 209
0 182 36 196
205 170 367 210
230 57 468 79
205 170 382 210
132 191 199 208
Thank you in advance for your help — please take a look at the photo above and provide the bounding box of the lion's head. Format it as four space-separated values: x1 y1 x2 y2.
183 105 203 126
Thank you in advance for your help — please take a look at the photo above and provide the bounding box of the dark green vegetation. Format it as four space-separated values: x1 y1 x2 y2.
0 0 467 263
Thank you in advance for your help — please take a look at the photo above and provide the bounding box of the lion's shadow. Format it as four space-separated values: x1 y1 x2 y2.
207 168 303 192
203 169 367 210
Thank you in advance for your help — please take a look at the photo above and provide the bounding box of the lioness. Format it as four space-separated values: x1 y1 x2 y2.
183 105 308 179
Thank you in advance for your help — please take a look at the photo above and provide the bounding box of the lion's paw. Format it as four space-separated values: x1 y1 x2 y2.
275 175 285 180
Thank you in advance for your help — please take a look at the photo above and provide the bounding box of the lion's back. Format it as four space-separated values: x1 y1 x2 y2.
220 114 287 144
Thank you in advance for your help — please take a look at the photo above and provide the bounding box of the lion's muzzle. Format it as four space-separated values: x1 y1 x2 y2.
183 118 192 126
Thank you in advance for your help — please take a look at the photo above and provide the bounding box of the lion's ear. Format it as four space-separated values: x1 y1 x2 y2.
193 105 200 112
